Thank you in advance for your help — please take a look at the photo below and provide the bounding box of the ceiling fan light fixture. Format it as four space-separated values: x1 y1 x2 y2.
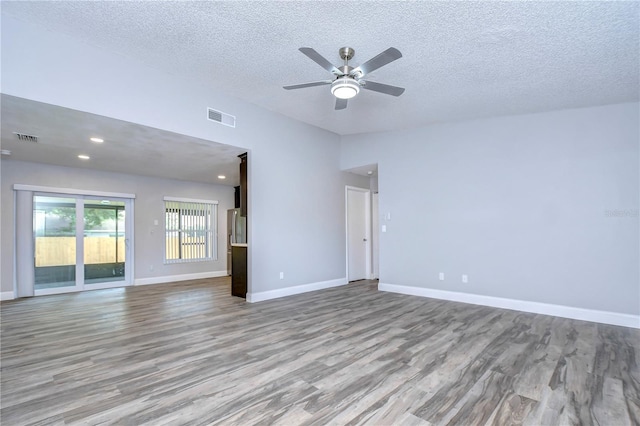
331 77 360 99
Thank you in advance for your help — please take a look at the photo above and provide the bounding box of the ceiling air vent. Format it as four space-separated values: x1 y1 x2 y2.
207 108 236 128
14 132 39 143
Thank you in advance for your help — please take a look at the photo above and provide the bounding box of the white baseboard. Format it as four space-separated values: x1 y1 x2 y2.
134 270 228 286
247 278 347 303
0 291 15 301
378 283 640 329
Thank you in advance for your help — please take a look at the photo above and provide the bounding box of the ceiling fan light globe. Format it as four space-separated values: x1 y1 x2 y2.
331 78 360 99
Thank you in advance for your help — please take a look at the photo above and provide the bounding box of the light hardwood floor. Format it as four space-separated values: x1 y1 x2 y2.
1 278 638 425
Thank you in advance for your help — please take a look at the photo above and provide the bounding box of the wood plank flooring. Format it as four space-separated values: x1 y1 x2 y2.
1 278 638 425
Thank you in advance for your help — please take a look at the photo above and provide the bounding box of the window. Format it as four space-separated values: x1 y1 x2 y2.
164 197 217 263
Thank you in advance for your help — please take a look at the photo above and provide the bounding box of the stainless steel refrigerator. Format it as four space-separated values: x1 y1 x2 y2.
227 208 247 275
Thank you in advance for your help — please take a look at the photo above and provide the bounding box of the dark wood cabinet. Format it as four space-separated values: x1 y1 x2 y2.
239 153 247 217
234 186 240 209
231 245 247 298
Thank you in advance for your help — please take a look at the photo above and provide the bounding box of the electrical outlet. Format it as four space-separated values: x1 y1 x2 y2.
381 225 387 232
439 272 445 281
279 272 284 279
462 274 468 283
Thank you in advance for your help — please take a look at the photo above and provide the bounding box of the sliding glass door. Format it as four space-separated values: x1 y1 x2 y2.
34 196 78 291
33 194 132 295
83 199 126 286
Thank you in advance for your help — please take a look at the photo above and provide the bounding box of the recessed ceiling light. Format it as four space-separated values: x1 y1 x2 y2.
1 149 11 156
78 154 90 160
90 137 104 143
100 200 110 205
218 175 226 179
367 170 373 175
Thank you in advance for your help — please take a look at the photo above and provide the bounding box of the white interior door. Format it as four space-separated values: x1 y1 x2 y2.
346 186 370 281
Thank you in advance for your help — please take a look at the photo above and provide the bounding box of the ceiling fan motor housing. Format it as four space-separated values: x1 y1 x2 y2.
338 65 355 75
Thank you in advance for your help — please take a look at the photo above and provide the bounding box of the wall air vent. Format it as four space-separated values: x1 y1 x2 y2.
207 108 236 128
14 132 39 143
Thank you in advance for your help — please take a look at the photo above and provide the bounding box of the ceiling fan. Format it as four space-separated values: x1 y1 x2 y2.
283 47 405 110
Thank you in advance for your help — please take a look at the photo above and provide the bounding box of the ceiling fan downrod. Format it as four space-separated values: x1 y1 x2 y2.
338 47 355 75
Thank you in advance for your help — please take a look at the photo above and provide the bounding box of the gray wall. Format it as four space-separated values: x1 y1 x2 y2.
342 103 639 315
1 160 235 292
1 14 366 295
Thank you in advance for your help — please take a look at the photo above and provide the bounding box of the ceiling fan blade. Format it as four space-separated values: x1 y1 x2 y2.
299 47 341 75
283 81 332 90
350 47 402 77
360 80 405 97
335 98 348 110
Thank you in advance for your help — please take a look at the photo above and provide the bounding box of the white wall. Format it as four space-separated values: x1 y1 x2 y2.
1 160 236 292
1 13 365 296
342 103 640 316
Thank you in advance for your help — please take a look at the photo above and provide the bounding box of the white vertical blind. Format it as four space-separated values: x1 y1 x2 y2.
164 199 217 263
15 190 35 297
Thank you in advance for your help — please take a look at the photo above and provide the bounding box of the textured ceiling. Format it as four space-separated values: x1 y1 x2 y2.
2 1 638 136
1 95 246 186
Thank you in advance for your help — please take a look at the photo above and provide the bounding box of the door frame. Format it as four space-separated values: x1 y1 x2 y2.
371 192 379 280
345 185 371 282
33 193 135 296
